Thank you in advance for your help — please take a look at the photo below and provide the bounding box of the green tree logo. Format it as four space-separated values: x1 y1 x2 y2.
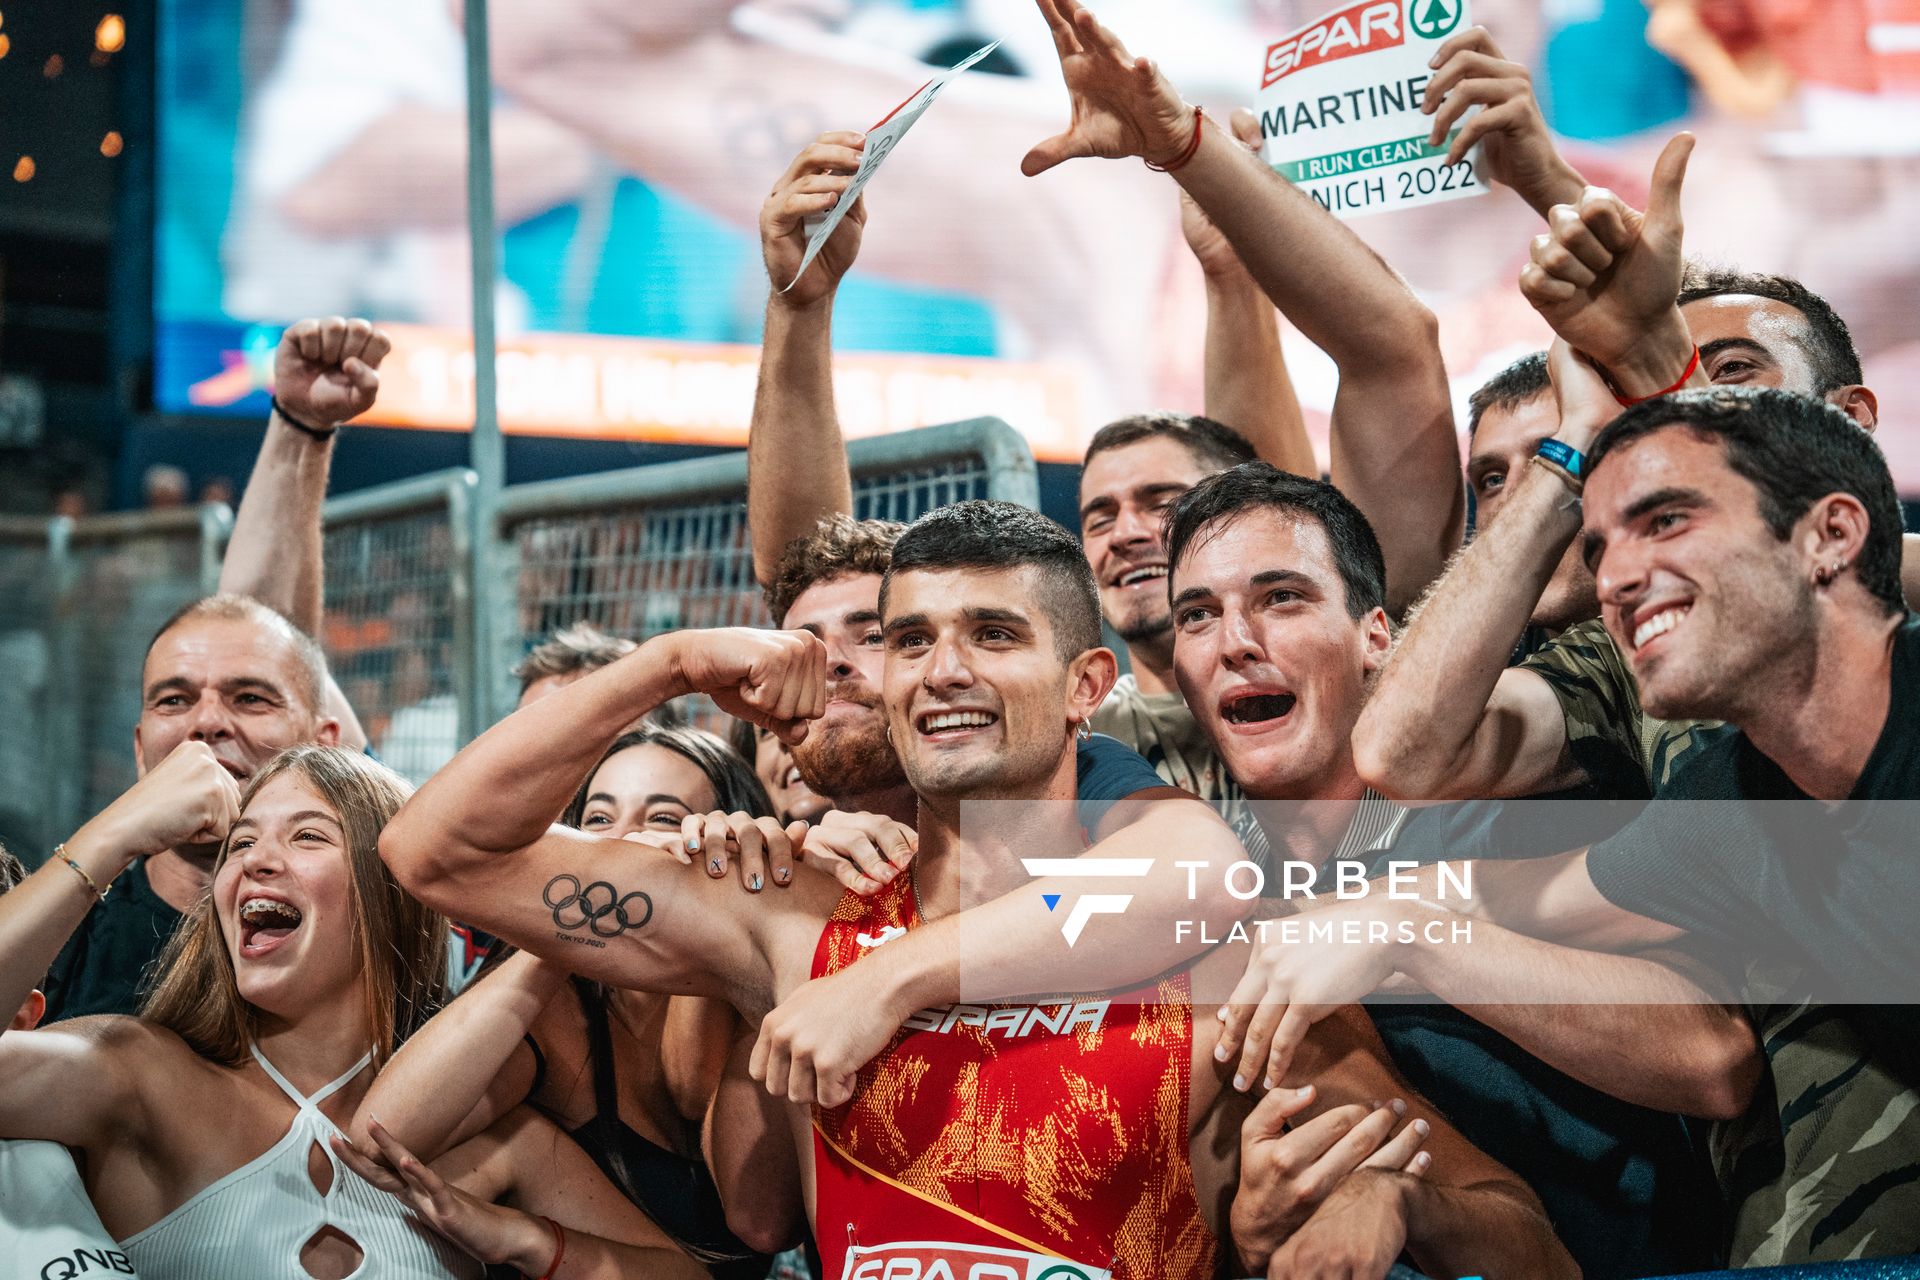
1410 0 1462 39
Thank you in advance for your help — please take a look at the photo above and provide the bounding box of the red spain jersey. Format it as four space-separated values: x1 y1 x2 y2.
809 875 1219 1280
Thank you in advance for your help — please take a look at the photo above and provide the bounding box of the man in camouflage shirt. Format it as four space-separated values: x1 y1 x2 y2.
1345 146 1920 1258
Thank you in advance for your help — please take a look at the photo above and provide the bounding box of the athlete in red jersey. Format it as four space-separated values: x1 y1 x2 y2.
810 874 1217 1279
387 499 1573 1278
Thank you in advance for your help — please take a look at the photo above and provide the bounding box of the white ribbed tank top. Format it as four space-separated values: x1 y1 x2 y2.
119 1044 482 1279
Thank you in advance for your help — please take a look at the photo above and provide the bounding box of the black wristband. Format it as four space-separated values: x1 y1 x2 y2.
270 396 339 441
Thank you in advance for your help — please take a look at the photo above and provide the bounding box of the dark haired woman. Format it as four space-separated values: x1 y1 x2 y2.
360 727 793 1277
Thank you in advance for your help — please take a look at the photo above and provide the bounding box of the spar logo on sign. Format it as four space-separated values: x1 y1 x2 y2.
842 1240 1110 1279
1409 0 1463 39
1262 0 1403 88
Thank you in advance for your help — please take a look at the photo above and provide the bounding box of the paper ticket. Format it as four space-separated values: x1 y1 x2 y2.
786 40 1002 291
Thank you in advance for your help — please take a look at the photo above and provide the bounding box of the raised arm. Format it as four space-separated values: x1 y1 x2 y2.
748 136 865 585
1353 341 1618 802
1183 110 1312 476
0 742 238 1152
1420 27 1587 218
220 317 393 751
1021 0 1462 615
379 627 827 999
1519 132 1704 400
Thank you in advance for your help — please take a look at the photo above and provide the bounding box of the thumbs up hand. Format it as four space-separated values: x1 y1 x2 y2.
1520 133 1700 399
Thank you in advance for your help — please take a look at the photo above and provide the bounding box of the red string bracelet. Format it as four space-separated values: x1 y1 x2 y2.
533 1216 565 1280
1146 106 1206 173
1613 345 1701 407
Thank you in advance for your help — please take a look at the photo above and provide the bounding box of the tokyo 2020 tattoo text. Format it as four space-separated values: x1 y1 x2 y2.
544 874 653 949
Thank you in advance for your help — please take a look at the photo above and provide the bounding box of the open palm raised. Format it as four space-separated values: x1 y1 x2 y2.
1020 0 1196 176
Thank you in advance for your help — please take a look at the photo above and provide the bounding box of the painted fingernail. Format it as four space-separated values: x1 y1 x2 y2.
1413 1151 1431 1170
1232 1074 1247 1091
1413 1119 1429 1136
775 867 792 883
1214 1043 1230 1062
1263 1075 1276 1091
710 858 724 875
1390 1098 1407 1116
1295 1085 1314 1100
749 874 763 891
1217 1006 1230 1021
688 838 701 853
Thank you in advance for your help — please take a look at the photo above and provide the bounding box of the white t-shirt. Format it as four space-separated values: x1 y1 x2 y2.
0 1140 139 1279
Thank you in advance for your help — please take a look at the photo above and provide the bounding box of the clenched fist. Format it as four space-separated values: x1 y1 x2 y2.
274 316 393 430
99 741 244 859
661 628 827 746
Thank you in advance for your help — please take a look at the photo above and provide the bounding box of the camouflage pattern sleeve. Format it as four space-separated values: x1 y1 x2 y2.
1519 618 1653 792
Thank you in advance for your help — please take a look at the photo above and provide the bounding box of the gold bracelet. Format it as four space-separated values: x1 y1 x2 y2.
53 843 110 903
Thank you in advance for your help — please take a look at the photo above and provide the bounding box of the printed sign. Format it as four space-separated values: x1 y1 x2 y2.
786 40 1001 291
1258 0 1485 219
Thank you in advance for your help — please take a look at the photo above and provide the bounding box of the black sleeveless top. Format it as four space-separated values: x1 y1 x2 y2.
532 980 772 1279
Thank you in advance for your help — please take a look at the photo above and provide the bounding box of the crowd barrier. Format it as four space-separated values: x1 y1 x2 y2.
0 419 1037 852
0 506 230 858
488 417 1039 731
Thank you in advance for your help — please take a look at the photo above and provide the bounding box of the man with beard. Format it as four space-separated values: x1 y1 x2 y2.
41 318 384 1020
727 717 830 827
382 499 1573 1280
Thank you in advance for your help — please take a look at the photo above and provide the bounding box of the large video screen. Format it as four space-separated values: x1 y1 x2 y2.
156 0 1920 479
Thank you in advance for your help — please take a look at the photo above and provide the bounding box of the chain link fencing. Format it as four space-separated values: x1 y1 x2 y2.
0 419 1036 850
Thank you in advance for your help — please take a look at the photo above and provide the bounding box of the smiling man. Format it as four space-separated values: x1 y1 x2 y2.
1230 388 1920 1264
383 497 1570 1280
1165 460 1749 1276
43 596 341 1020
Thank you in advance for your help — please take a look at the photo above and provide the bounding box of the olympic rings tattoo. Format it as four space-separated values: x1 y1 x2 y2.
543 874 653 938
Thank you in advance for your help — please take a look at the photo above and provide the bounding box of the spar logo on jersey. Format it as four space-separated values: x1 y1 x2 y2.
1263 0 1403 87
903 998 1110 1039
1021 857 1153 947
843 1239 1112 1279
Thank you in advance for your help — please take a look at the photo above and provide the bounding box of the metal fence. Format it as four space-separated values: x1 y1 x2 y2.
490 417 1038 723
0 418 1036 848
0 506 229 857
320 470 476 786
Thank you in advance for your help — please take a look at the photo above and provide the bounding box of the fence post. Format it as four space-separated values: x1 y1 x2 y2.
445 471 482 750
41 517 78 851
198 502 234 594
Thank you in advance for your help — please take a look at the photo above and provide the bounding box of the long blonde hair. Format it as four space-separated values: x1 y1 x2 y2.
143 746 449 1068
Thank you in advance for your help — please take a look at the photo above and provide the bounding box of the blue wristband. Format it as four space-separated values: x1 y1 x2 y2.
1536 438 1585 479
